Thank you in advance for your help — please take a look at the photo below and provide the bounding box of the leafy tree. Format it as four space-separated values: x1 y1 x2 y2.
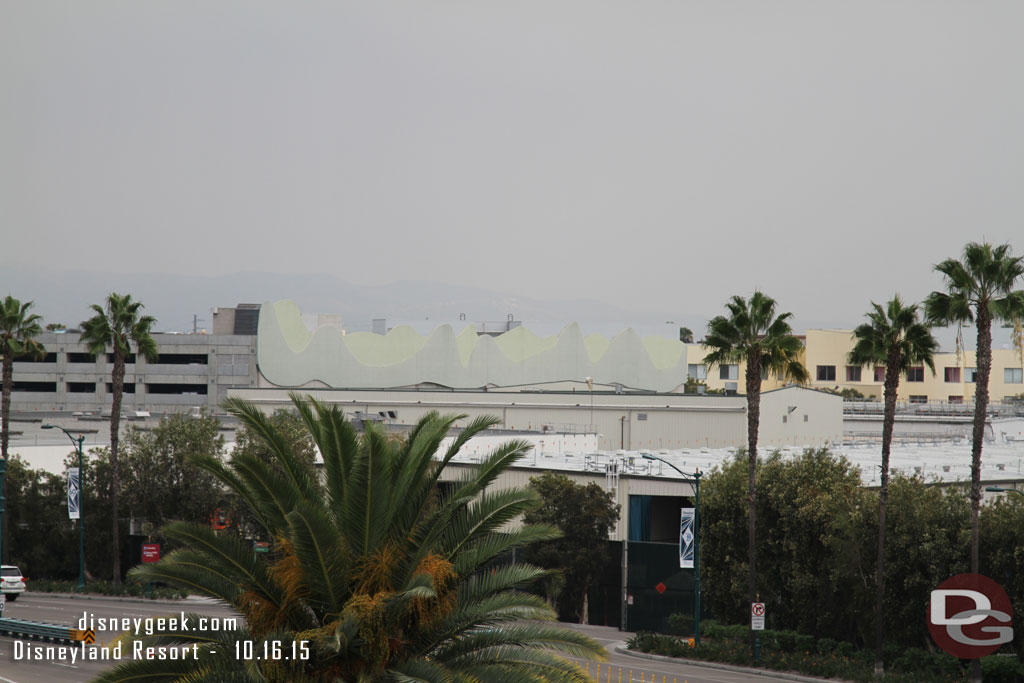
1 295 45 563
702 292 807 643
523 472 620 624
873 477 970 648
701 449 867 639
80 293 158 584
848 296 937 675
227 408 317 537
107 395 603 682
980 493 1024 661
45 322 67 332
120 412 226 531
924 243 1024 580
679 327 694 343
4 455 76 579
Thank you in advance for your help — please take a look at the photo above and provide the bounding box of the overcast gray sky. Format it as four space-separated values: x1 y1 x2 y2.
3 2 1023 325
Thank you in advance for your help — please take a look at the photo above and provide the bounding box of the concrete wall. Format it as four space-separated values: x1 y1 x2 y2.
227 385 840 452
9 332 257 414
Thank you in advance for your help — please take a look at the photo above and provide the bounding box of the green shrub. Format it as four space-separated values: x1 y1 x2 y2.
666 612 694 636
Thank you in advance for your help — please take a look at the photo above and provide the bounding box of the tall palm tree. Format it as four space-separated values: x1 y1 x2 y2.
0 296 45 564
99 394 603 682
80 293 158 584
703 292 807 649
849 296 937 677
925 244 1024 570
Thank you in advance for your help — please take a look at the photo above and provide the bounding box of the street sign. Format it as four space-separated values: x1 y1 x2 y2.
751 602 765 630
254 541 270 553
141 543 160 563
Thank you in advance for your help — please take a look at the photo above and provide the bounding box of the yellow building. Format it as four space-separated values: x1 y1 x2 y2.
686 328 1024 404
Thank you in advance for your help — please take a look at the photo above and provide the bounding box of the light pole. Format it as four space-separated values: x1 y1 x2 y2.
985 485 1024 498
0 452 6 568
42 424 86 592
641 452 703 646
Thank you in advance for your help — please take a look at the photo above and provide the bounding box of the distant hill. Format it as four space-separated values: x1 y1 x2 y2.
0 266 710 337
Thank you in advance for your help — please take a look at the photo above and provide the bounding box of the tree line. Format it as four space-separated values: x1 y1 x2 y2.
698 241 1024 679
700 446 1024 662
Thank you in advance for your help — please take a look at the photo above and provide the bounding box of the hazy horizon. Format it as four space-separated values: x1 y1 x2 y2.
4 2 1023 328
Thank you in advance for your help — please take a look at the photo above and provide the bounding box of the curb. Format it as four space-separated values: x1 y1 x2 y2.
25 591 216 606
613 645 852 683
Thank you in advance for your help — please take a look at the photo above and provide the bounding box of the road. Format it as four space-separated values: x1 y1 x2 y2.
564 623 826 683
1 594 820 683
0 592 237 683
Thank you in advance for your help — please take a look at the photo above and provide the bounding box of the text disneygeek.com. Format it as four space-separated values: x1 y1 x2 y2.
9 611 294 665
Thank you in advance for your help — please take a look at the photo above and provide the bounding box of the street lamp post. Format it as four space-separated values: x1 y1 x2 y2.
642 453 703 646
985 485 1024 498
42 424 86 592
0 453 6 568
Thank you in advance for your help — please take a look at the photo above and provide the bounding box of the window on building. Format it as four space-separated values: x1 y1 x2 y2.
965 367 977 383
1005 368 1024 384
153 353 209 365
846 366 862 382
816 365 836 382
105 383 137 394
874 366 886 382
106 353 137 364
906 367 924 382
948 395 964 404
14 352 57 363
145 383 207 395
12 381 57 392
687 364 707 380
67 352 97 363
909 395 928 404
67 382 96 393
719 365 738 380
944 367 961 383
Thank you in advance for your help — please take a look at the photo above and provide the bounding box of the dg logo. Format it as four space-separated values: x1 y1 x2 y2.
928 573 1014 659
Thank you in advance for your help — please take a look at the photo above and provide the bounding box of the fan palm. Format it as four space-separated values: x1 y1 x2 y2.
80 293 158 584
924 243 1024 577
703 291 807 645
98 394 603 682
849 296 937 677
1 295 45 564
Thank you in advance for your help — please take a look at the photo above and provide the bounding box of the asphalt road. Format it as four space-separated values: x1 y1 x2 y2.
0 592 238 683
1 594 821 683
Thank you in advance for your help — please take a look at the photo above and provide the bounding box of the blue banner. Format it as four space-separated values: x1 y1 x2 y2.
680 507 695 568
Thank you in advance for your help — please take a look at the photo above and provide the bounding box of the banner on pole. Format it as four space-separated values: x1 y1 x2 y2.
68 467 81 520
680 507 695 568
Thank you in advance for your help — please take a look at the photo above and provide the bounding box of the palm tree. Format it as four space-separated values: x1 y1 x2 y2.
98 394 604 682
925 243 1024 576
703 292 807 648
849 296 937 677
80 293 158 584
1 296 45 564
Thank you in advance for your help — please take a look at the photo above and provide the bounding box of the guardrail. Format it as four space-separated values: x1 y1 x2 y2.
0 617 79 643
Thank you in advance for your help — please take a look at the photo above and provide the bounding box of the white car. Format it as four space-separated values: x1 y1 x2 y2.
1 565 26 601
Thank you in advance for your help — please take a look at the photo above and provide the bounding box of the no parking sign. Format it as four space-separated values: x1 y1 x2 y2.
751 602 765 630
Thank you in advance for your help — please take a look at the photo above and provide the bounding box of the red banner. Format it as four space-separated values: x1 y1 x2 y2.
141 544 160 563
